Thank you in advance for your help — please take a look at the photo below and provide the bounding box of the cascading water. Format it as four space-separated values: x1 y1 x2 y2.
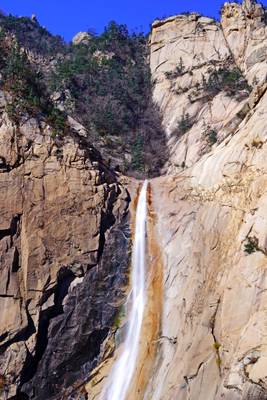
103 180 148 400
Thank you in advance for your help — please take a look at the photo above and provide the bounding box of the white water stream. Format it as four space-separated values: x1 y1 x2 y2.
103 180 148 400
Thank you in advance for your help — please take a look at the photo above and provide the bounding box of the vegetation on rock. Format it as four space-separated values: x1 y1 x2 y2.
244 236 259 254
0 13 252 176
0 16 168 176
171 113 194 138
48 21 167 176
0 31 67 134
165 57 186 79
0 13 64 55
203 66 251 99
204 126 218 145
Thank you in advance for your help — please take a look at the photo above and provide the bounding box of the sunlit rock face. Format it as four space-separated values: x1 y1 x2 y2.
221 0 267 85
150 13 231 130
0 92 130 399
145 90 267 398
144 1 267 399
72 31 92 45
2 1 267 399
150 1 267 174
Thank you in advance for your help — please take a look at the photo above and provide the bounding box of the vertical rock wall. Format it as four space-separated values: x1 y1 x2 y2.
0 100 130 399
145 1 267 399
221 0 267 84
150 1 267 173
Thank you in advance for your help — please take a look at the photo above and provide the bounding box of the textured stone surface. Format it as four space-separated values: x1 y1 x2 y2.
72 32 92 45
22 212 130 399
0 93 130 399
3 1 267 399
127 2 267 399
143 13 267 396
149 1 267 174
150 12 250 173
221 0 267 84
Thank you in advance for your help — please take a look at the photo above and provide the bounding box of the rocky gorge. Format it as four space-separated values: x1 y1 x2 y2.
1 0 267 399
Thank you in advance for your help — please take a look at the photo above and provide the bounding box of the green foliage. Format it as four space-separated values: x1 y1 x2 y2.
0 36 67 134
203 67 251 98
113 305 126 329
244 236 259 254
212 341 222 369
2 44 43 121
178 113 193 135
48 21 167 175
216 357 222 367
5 102 22 124
0 14 64 55
208 130 218 145
132 135 144 172
0 17 167 175
204 126 218 145
171 113 194 138
165 57 185 79
213 342 221 351
46 107 67 136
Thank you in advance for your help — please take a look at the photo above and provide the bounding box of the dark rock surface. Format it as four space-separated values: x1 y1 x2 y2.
21 206 130 400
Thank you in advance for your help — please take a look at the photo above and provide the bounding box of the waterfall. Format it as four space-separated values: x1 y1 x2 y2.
103 180 148 400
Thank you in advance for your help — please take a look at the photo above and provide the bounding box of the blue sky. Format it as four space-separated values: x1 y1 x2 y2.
1 0 267 42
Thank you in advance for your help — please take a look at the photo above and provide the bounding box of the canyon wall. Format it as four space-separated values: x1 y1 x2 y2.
145 1 267 399
150 0 267 172
0 94 130 399
2 1 267 399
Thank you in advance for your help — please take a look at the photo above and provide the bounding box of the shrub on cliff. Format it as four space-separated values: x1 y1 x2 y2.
204 126 218 145
165 57 185 79
49 21 151 139
0 18 168 176
0 35 67 134
203 67 251 99
132 136 144 172
49 21 167 176
0 14 64 55
244 236 259 254
2 43 44 120
171 113 194 138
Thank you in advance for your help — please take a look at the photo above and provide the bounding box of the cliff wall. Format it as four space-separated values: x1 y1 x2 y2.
0 93 130 399
146 1 267 399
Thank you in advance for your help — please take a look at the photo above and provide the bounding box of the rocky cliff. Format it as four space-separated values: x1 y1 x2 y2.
0 91 130 399
2 1 267 399
150 0 267 172
143 1 267 399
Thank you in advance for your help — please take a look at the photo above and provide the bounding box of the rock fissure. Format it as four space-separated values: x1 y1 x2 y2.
18 269 77 389
210 299 222 375
0 302 35 355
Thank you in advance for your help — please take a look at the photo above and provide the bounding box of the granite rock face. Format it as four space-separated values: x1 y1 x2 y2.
145 86 267 399
142 1 267 399
0 92 130 399
150 1 267 173
3 1 267 399
221 0 267 84
72 32 92 46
